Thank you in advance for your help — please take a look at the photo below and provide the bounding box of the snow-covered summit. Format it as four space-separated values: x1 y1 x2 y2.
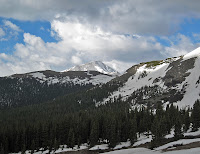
184 47 200 60
64 61 119 75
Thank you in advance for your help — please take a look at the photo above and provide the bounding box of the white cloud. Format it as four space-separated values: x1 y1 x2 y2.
0 1 200 76
40 26 45 31
0 27 5 37
104 60 134 73
71 56 82 65
0 1 200 35
162 34 200 57
0 19 164 76
0 19 199 77
51 19 165 63
3 20 22 32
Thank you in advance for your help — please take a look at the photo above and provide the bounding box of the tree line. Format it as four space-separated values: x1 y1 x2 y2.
1 99 200 153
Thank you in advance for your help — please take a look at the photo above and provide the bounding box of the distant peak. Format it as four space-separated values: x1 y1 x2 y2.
63 61 119 75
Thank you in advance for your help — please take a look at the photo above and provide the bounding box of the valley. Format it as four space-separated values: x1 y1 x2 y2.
1 48 200 153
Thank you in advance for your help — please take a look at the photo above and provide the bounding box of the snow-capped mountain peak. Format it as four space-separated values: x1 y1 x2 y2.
184 47 200 60
64 61 119 75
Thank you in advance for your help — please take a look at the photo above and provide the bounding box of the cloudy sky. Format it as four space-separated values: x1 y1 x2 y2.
0 0 200 76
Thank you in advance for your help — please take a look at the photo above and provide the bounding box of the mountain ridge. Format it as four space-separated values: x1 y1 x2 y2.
1 47 200 109
95 48 200 109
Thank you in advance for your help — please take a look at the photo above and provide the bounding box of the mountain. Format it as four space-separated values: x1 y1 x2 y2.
94 47 200 109
1 47 200 109
1 48 200 154
0 70 115 108
64 61 119 75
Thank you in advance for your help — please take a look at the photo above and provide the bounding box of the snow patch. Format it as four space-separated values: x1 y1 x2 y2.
184 47 200 60
89 144 109 150
155 138 200 151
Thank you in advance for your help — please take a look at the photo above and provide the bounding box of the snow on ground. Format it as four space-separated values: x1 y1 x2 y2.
104 148 160 154
90 74 115 85
133 134 152 146
175 55 200 108
165 147 200 154
103 147 200 154
114 141 131 150
184 128 200 137
30 72 46 79
165 129 175 139
183 47 200 60
96 47 200 108
89 144 109 150
12 144 89 154
155 138 200 151
98 63 170 106
29 71 114 86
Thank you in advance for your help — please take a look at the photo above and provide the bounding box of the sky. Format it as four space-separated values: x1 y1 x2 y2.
1 0 200 76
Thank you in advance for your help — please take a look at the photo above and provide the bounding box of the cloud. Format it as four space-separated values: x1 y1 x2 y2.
51 19 165 63
0 19 199 77
71 56 82 65
104 60 134 73
0 19 163 76
0 1 200 35
40 26 45 31
3 20 22 32
163 34 200 57
0 27 5 37
0 1 200 76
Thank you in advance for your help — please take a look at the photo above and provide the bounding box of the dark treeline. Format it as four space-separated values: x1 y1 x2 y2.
0 77 94 109
1 99 200 153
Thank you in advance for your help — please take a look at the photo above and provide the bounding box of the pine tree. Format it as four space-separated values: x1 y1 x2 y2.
53 138 59 151
67 128 75 149
129 116 137 144
0 144 4 154
174 116 183 140
151 116 166 148
21 144 26 154
183 110 190 132
108 118 117 148
30 140 35 153
191 100 200 131
90 119 99 147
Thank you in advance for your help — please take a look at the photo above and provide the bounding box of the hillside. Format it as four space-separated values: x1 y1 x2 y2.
0 70 114 108
95 47 200 109
1 48 200 153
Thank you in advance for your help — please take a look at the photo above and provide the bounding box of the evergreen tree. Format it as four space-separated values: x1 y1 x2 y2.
90 119 99 147
183 110 190 132
108 118 117 148
191 100 200 131
67 128 75 149
174 116 183 140
151 115 167 148
129 116 137 144
0 144 4 154
53 138 59 151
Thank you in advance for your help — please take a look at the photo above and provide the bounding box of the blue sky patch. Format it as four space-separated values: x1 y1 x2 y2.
0 17 58 54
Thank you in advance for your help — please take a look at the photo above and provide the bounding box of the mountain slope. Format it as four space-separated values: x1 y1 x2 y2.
94 48 200 108
64 61 119 75
1 48 200 109
0 70 115 108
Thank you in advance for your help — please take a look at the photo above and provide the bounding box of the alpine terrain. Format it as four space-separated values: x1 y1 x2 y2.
0 61 116 108
95 47 200 109
1 48 200 154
